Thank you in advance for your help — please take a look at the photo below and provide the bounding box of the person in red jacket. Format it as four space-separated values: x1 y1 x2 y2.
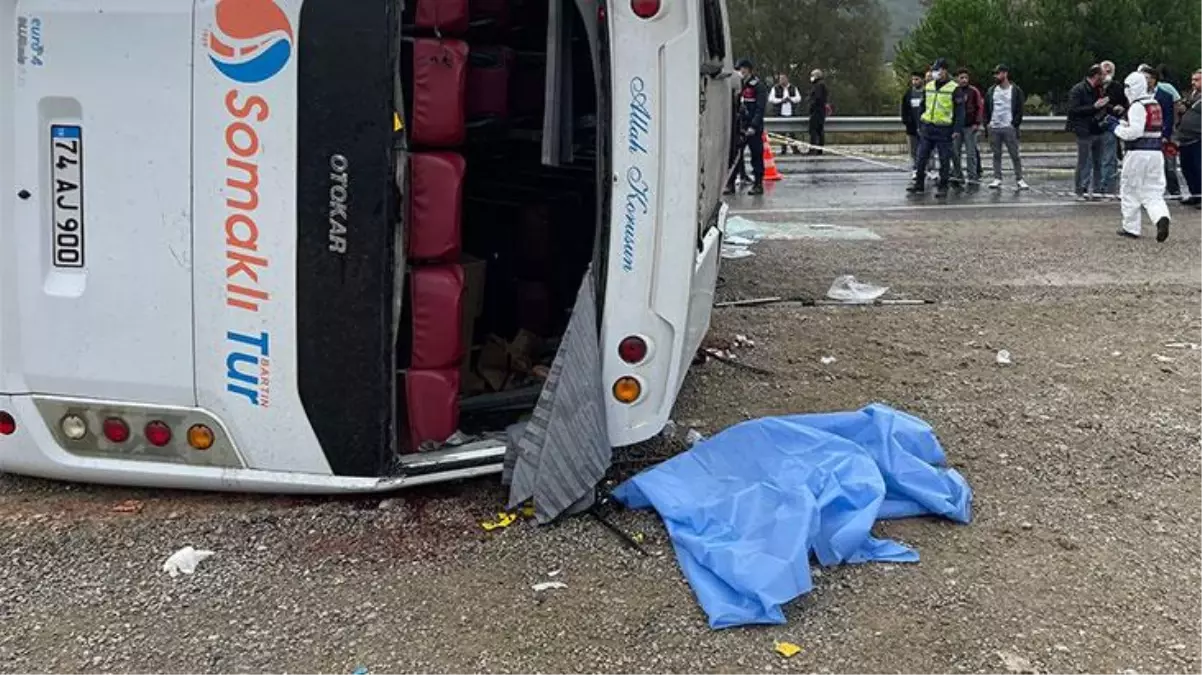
951 67 984 190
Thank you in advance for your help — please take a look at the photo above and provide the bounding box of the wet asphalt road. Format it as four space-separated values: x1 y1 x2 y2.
732 151 1114 223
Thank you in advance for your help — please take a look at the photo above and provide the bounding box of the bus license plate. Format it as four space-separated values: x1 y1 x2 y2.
50 125 85 268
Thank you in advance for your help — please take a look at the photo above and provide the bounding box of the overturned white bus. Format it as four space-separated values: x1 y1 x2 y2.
0 0 733 492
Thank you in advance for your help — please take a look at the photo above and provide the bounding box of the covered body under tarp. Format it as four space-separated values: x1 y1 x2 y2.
614 404 973 629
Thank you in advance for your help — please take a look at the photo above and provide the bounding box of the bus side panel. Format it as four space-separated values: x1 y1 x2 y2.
1 1 19 393
294 0 398 476
4 1 195 404
192 0 330 474
602 1 703 446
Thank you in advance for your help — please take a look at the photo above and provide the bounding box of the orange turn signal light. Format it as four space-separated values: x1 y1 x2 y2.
187 424 215 451
612 376 642 404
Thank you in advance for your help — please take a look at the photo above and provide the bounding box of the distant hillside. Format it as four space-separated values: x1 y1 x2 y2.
883 0 926 59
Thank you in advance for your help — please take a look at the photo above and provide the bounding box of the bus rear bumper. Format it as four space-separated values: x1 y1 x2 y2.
0 394 502 494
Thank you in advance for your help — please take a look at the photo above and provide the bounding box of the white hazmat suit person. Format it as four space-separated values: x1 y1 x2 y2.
1106 71 1171 242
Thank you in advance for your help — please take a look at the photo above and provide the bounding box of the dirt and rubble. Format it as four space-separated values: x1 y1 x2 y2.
1 207 1199 674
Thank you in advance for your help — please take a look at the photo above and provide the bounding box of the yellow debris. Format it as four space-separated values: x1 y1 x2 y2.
393 113 404 132
631 531 646 544
520 502 536 518
774 641 802 658
480 512 517 531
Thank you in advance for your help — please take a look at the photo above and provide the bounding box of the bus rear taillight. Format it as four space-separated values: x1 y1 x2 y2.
102 418 130 443
631 0 660 18
618 336 648 364
0 412 15 436
144 421 172 447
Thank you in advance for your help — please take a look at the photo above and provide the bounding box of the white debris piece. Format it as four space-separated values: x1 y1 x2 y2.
826 274 889 303
996 350 1013 366
1164 342 1200 350
820 356 837 365
531 581 568 592
162 546 214 578
684 429 706 447
1152 354 1175 363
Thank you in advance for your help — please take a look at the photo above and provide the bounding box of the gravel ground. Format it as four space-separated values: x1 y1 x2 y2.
1 206 1199 674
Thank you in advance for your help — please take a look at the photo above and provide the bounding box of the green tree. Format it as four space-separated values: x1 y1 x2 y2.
892 0 1023 87
728 0 890 114
895 0 1202 108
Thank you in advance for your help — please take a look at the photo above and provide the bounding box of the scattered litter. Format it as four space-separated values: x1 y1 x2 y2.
377 497 404 511
1111 351 1123 357
162 546 214 578
547 568 562 577
1152 354 1175 363
774 641 803 658
631 532 646 544
444 430 475 446
112 499 144 514
684 429 706 447
662 419 680 438
1164 342 1200 350
480 512 518 531
720 245 755 260
996 350 1013 366
520 502 536 519
613 404 972 628
826 274 889 303
820 356 837 365
531 581 568 592
734 334 756 349
702 347 775 376
997 650 1035 674
352 667 369 675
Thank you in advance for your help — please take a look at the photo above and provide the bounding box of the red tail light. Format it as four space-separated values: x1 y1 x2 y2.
144 421 172 447
0 411 15 436
631 0 659 18
102 417 130 443
618 336 649 364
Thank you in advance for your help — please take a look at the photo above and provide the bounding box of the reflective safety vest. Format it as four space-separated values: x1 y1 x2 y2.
1125 99 1165 151
921 79 957 126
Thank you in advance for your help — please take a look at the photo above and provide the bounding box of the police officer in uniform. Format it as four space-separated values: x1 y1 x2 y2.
725 58 769 196
908 58 964 198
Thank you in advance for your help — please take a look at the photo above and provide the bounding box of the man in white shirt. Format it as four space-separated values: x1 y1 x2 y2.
768 73 803 155
984 64 1030 190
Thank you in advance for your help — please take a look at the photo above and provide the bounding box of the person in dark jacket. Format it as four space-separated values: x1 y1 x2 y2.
901 71 926 179
806 69 829 155
1176 70 1202 207
1067 64 1110 199
984 64 1029 190
1099 60 1129 194
1141 65 1182 198
951 67 984 189
725 58 768 195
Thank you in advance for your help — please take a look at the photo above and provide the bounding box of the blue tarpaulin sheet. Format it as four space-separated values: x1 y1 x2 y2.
612 403 973 629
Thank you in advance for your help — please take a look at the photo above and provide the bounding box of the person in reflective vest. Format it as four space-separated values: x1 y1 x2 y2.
908 58 965 197
1107 71 1172 242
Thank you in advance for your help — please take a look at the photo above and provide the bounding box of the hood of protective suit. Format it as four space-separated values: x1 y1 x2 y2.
1125 71 1150 102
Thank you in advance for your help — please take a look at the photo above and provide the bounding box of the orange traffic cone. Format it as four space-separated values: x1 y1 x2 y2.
762 132 783 182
